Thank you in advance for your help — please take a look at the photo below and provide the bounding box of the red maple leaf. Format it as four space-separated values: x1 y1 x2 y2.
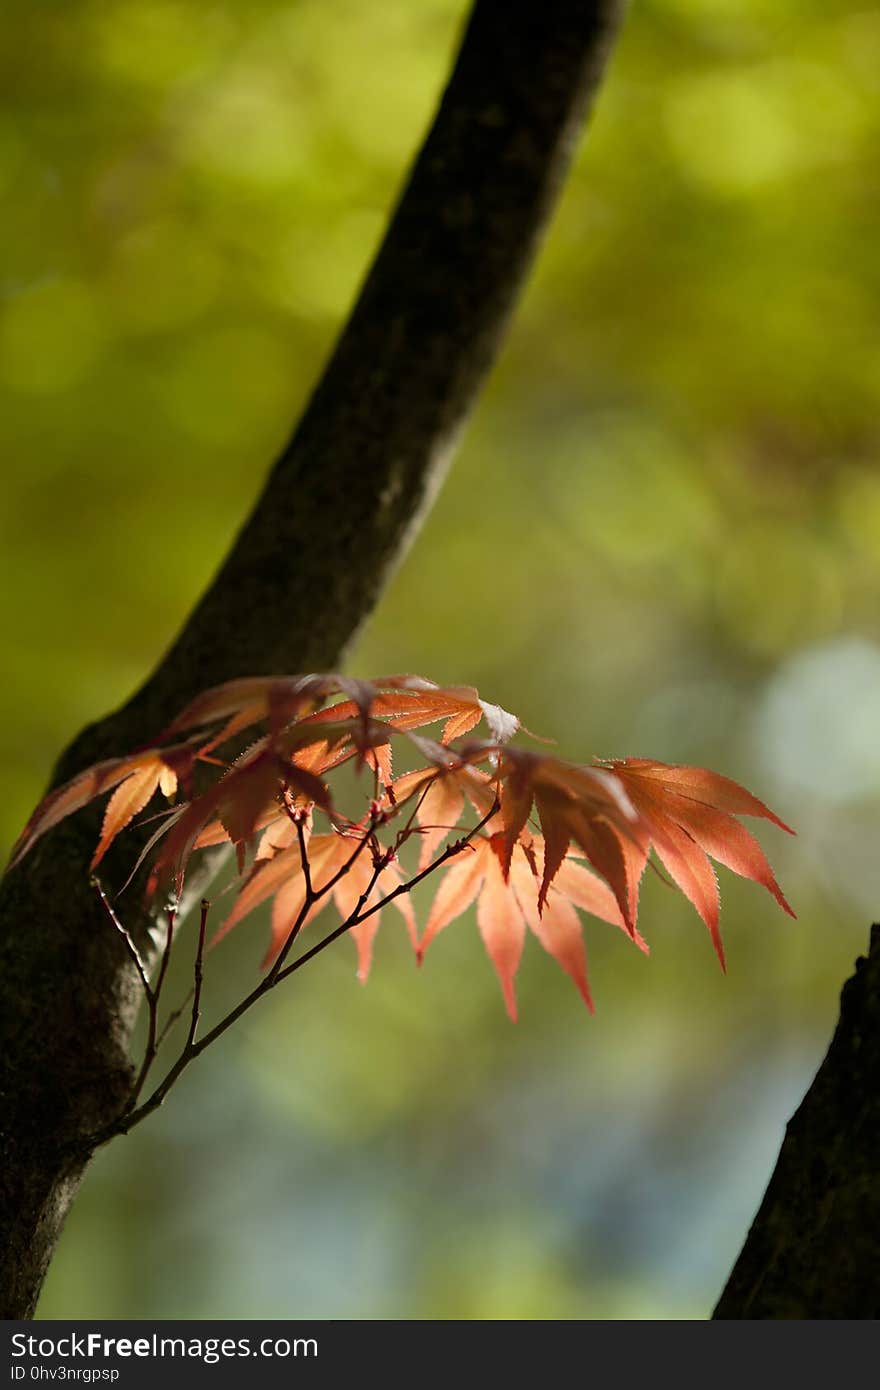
6 673 519 887
388 755 497 869
214 827 416 979
4 670 795 1021
599 759 795 966
492 747 645 931
8 743 195 873
418 831 647 1020
161 671 518 753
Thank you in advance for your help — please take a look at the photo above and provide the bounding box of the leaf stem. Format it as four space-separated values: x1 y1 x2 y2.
128 907 175 1107
92 877 151 997
81 795 497 1155
185 901 209 1050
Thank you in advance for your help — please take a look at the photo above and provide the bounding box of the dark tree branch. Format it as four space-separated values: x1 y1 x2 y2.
714 925 880 1319
0 0 625 1317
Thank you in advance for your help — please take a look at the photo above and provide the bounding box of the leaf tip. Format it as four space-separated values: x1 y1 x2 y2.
771 876 797 919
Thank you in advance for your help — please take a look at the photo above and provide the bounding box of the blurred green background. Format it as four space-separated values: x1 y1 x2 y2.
3 0 879 1319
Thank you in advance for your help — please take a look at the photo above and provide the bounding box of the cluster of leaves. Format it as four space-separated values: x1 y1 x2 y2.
9 673 794 1023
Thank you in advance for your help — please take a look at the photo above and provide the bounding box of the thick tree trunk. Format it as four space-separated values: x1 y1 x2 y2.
714 925 880 1318
0 0 625 1318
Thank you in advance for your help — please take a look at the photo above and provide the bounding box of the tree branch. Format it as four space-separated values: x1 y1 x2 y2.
713 924 880 1319
0 0 625 1317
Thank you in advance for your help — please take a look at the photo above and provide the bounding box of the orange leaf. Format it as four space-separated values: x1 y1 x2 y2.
495 750 640 911
332 850 416 982
218 833 340 959
91 758 164 870
514 875 594 1015
9 743 191 875
416 776 466 870
605 759 795 963
9 755 145 871
419 835 648 1018
255 813 302 861
548 856 649 954
477 849 527 1021
216 843 305 943
650 819 724 966
608 759 793 833
419 842 489 957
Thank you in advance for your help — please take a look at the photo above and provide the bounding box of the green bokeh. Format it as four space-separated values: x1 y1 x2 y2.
3 0 878 1318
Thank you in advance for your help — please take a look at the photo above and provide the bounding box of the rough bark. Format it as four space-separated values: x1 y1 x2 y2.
0 0 625 1318
714 925 880 1319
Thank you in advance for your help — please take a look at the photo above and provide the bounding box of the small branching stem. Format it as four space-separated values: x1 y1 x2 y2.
92 878 151 996
129 907 175 1107
295 815 312 897
92 881 179 1110
186 901 210 1050
155 987 194 1049
275 798 498 984
396 781 432 848
79 796 498 1156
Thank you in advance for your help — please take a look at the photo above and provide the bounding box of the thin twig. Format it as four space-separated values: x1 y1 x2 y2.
395 779 433 848
293 810 312 898
153 907 176 1012
155 986 194 1049
185 900 210 1050
267 821 373 982
129 907 175 1107
92 877 151 998
264 893 316 986
315 824 374 899
81 797 498 1154
276 798 498 985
